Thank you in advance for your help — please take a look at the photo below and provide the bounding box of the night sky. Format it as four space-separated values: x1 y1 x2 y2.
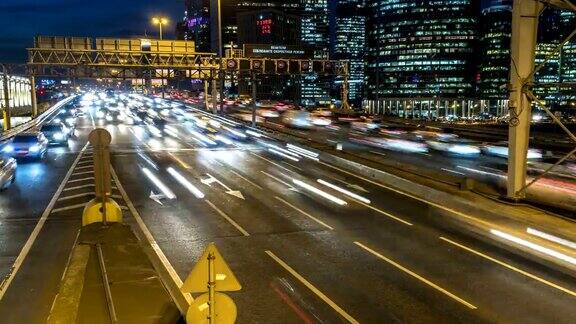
0 0 183 63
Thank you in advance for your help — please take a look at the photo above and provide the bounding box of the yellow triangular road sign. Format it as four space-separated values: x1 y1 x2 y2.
181 242 242 293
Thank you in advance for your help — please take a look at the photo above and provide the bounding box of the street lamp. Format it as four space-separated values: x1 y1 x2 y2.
151 16 168 40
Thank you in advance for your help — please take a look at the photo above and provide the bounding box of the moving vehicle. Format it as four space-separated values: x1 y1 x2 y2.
3 132 49 160
482 142 543 159
281 110 312 129
426 138 481 157
40 123 72 145
0 156 17 190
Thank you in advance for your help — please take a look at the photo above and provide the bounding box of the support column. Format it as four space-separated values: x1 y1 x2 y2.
30 76 38 117
219 70 225 114
507 0 542 199
2 74 10 131
251 72 257 127
211 78 218 114
204 80 209 110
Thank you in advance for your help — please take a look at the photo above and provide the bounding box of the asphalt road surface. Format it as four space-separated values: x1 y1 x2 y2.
0 98 575 323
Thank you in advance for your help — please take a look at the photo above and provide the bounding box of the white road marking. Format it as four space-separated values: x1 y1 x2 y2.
71 170 93 176
250 152 297 174
74 165 93 171
63 184 95 191
0 143 88 300
260 171 294 189
229 169 263 190
265 250 359 324
319 161 496 229
440 236 576 298
57 192 94 202
274 196 334 230
369 150 387 157
355 200 413 226
205 200 250 236
110 167 194 307
67 177 95 184
354 241 477 310
51 203 87 214
441 168 465 176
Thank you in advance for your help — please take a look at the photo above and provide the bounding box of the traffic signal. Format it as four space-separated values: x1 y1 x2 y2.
251 59 264 73
300 61 311 73
324 61 335 74
275 60 288 74
225 58 239 71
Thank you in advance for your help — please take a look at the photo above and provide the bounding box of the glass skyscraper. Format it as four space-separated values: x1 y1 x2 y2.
367 0 478 100
300 0 330 107
479 0 512 100
330 0 367 107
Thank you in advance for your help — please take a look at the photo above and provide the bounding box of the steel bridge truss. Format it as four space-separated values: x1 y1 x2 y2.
508 0 576 198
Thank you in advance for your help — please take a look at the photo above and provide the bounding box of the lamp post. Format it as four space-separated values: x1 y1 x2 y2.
151 16 168 40
152 16 169 97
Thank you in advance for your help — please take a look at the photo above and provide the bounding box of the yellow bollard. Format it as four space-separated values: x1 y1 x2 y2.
82 198 122 226
82 129 122 226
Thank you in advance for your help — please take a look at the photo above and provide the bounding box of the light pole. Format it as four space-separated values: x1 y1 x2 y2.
152 16 169 97
151 16 168 40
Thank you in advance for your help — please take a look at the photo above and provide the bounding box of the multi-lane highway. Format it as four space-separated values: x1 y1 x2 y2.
237 111 576 213
0 93 575 323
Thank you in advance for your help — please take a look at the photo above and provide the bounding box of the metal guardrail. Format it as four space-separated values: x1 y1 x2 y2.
0 95 75 142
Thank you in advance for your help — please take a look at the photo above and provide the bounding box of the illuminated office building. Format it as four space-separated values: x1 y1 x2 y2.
479 0 512 100
213 0 300 51
365 0 478 117
301 0 330 107
330 0 367 107
177 0 211 52
367 0 478 98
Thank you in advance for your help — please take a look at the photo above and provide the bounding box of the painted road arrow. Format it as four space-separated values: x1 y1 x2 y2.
201 173 245 200
149 191 166 205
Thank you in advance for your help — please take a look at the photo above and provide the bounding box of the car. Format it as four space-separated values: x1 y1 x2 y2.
3 132 49 160
54 111 77 128
281 110 312 129
40 123 71 145
0 156 17 190
426 138 481 157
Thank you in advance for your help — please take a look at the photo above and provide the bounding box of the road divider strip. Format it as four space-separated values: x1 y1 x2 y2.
265 250 359 324
354 241 477 310
110 167 193 313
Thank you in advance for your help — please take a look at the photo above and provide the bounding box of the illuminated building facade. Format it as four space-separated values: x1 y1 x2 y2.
301 0 330 106
177 0 211 52
479 0 512 100
330 0 367 107
367 0 478 99
533 9 562 102
214 0 301 51
237 9 301 45
237 9 301 100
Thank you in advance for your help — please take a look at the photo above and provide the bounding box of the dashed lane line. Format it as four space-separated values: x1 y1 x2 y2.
274 196 334 230
265 250 359 324
354 241 477 310
205 200 250 237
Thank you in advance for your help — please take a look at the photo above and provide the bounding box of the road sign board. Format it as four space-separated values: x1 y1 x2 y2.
181 243 241 293
186 292 237 324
